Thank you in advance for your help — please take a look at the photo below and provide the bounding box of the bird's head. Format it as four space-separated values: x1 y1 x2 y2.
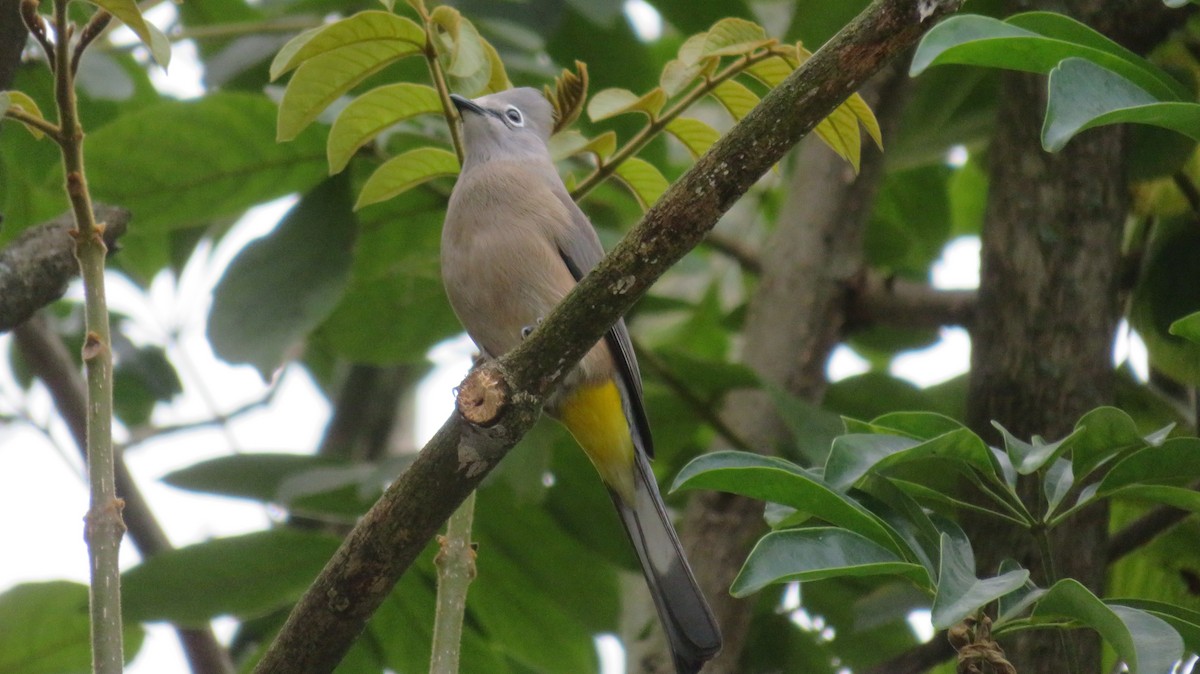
451 87 554 168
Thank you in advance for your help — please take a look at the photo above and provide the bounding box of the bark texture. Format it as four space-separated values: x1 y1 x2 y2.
965 2 1191 671
965 3 1128 671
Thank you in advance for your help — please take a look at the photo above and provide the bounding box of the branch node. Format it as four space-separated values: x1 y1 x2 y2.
82 331 106 360
455 366 509 427
325 588 351 613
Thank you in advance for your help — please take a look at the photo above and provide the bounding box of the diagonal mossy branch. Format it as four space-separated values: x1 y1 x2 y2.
252 1 964 672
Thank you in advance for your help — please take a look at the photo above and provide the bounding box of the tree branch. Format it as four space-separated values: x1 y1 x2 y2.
0 204 129 333
849 274 977 330
251 2 964 672
701 235 978 330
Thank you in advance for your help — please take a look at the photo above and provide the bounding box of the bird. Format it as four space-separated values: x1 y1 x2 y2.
440 87 722 674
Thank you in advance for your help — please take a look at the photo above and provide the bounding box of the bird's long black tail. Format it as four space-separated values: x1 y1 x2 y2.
609 451 722 674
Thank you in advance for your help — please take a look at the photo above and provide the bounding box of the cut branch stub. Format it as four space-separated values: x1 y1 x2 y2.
455 365 508 426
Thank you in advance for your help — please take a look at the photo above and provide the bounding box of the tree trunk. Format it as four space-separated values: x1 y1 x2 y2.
965 11 1126 673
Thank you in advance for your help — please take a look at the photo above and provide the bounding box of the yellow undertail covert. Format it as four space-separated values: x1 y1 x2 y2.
558 379 636 505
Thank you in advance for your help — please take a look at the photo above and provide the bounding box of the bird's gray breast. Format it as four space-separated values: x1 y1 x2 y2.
441 165 577 360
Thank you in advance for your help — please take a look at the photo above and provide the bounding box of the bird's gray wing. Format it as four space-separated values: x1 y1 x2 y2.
549 184 655 459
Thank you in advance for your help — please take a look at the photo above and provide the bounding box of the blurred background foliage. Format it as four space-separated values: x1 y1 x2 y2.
3 0 1200 672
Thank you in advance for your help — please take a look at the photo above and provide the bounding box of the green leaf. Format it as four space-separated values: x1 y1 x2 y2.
327 83 444 173
859 475 943 576
1033 579 1184 674
910 13 1186 102
731 528 926 597
665 117 721 159
1169 311 1200 344
993 420 1080 474
1109 599 1200 655
1091 437 1200 514
711 79 759 121
863 411 966 440
930 532 1029 629
547 129 618 162
0 90 47 139
470 487 614 671
672 451 901 552
1063 406 1146 479
164 453 345 501
112 339 182 425
611 156 669 210
677 32 711 67
996 558 1043 622
0 581 144 674
277 37 423 141
208 175 356 378
355 146 460 209
1043 58 1200 152
478 38 512 95
844 92 883 150
700 18 771 58
824 429 997 491
1043 458 1074 517
814 103 864 173
762 383 845 465
89 0 171 67
586 87 668 122
123 529 342 626
744 55 795 87
270 11 424 81
316 188 461 363
659 59 707 97
1098 437 1200 493
87 93 327 233
165 452 397 518
429 6 493 96
1131 217 1200 384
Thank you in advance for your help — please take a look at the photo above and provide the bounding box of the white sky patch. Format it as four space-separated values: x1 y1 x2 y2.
1113 320 1150 382
906 609 935 642
891 327 971 388
931 236 980 290
624 0 663 42
107 3 205 100
595 633 625 674
416 334 477 445
827 344 870 382
946 144 969 168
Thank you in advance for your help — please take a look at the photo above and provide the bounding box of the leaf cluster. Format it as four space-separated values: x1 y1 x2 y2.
675 406 1199 672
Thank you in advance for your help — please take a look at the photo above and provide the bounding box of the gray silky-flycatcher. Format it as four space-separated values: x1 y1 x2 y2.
441 87 722 674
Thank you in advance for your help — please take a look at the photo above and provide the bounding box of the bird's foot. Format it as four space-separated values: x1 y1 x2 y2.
520 317 544 339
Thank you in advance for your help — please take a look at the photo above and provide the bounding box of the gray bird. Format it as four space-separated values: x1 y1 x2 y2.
441 87 722 674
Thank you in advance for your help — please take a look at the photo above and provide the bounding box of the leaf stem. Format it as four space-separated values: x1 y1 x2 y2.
51 2 125 672
416 4 464 164
3 107 63 140
429 490 477 674
569 47 786 201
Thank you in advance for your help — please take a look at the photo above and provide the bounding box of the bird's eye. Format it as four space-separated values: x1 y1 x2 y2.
504 106 524 126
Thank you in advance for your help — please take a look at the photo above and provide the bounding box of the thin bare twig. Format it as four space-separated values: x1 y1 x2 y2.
12 315 235 674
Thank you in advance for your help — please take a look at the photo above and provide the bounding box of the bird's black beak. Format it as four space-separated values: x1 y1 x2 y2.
450 94 487 118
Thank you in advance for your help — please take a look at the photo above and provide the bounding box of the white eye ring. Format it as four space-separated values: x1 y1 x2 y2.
504 106 524 126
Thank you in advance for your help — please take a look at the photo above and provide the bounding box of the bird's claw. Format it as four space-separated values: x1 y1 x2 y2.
520 317 544 339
